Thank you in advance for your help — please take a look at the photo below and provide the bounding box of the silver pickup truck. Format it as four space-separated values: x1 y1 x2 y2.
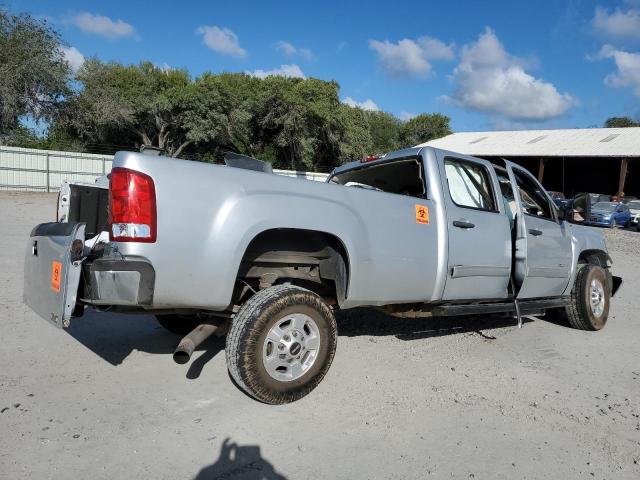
24 146 621 404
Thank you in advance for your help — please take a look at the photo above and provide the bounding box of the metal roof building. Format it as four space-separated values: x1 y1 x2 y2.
419 127 640 198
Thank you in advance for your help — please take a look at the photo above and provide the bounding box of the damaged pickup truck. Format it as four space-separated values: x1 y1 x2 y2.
24 147 622 404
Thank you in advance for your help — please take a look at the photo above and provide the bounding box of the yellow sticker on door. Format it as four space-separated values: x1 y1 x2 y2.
415 204 429 224
51 261 62 292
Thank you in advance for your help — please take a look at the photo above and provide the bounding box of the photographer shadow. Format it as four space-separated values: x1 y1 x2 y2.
194 438 286 480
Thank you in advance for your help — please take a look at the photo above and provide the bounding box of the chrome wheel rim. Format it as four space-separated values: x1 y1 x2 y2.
589 278 605 317
262 313 321 382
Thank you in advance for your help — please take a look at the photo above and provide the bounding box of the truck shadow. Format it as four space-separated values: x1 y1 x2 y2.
66 309 224 370
336 308 534 341
193 438 286 480
66 307 537 373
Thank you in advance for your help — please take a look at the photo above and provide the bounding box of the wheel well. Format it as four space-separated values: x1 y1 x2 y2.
578 249 609 268
235 228 350 306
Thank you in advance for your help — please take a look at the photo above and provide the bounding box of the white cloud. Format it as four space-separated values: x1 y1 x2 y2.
277 41 296 56
248 64 305 79
398 111 416 121
197 26 246 58
595 45 640 97
71 12 135 40
448 28 576 121
276 41 313 60
369 36 454 78
593 5 640 42
342 97 380 111
61 46 84 73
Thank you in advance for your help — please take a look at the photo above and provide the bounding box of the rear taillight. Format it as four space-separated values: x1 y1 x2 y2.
109 167 157 243
56 191 60 221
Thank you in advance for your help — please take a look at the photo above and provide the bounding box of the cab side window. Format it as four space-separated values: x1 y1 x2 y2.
513 171 553 220
444 158 496 211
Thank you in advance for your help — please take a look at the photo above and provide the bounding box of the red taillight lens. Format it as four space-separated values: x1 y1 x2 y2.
109 167 157 242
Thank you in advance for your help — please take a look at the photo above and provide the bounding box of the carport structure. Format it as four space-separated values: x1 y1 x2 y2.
419 127 640 198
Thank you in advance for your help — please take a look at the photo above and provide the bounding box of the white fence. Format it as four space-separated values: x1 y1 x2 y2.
0 146 328 192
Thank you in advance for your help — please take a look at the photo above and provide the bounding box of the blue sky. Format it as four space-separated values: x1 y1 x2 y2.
9 0 640 131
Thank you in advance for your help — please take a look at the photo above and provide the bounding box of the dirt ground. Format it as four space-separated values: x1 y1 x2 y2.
1 191 639 480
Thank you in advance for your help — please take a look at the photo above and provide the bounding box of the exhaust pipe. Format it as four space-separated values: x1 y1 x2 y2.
173 323 219 364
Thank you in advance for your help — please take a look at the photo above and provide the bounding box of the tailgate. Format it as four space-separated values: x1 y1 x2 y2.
23 222 86 328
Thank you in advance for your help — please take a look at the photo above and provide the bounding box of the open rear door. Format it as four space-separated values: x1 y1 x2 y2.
504 161 572 299
23 222 86 328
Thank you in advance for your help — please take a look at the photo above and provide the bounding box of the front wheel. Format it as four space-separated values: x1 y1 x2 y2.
226 285 337 404
561 264 610 331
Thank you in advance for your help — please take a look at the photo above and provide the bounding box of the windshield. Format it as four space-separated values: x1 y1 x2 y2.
592 202 617 212
627 201 640 210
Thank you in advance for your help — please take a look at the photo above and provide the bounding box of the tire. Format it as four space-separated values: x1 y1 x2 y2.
226 285 337 404
562 264 610 331
155 314 202 335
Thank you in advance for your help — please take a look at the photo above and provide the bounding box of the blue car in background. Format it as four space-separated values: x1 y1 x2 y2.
586 202 632 228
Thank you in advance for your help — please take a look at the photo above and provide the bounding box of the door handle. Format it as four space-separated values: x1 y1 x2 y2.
453 220 475 229
528 228 543 236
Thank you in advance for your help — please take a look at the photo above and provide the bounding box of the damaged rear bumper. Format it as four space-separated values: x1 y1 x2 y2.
81 256 155 307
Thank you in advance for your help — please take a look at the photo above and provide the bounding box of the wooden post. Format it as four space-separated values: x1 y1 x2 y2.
617 157 629 198
537 158 546 182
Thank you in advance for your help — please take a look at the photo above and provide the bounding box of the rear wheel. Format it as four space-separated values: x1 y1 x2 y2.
155 314 202 335
226 285 337 404
561 264 610 331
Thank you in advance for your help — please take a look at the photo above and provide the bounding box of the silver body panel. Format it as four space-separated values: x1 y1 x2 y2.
435 149 512 300
112 149 445 310
504 161 573 299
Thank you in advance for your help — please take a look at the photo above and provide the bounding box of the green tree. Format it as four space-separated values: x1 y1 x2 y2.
604 116 639 128
399 113 451 147
256 76 343 170
365 110 402 154
337 104 372 162
60 61 198 156
0 10 71 140
187 73 262 158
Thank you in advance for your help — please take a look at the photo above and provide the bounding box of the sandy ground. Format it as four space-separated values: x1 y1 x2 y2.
0 191 639 480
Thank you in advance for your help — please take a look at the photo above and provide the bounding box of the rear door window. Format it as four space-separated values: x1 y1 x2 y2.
444 158 496 211
513 170 553 220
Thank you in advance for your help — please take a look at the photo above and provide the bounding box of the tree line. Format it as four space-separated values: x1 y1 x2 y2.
0 10 451 171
